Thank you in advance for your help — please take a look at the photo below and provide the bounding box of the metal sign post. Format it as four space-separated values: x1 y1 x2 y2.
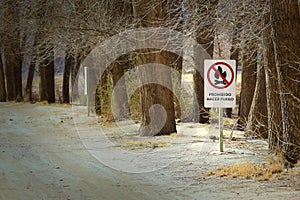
219 107 224 152
204 60 236 152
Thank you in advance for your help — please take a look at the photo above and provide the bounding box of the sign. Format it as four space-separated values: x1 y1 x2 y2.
204 60 236 108
84 66 90 116
84 67 88 95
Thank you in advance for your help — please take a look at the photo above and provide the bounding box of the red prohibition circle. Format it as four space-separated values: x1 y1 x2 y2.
207 62 234 89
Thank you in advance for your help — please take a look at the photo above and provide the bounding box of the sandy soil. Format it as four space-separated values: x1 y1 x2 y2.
0 102 299 200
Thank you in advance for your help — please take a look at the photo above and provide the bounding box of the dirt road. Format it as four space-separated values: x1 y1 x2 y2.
1 103 299 199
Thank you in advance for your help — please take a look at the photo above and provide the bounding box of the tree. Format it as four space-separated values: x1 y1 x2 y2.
39 56 55 103
13 48 23 102
245 63 268 139
95 69 111 116
193 34 213 123
0 53 6 102
132 0 177 136
24 63 35 102
238 41 257 129
137 50 177 136
62 54 74 103
12 0 36 102
1 2 23 102
187 0 219 123
225 25 240 118
270 0 300 164
110 55 130 120
24 23 37 102
262 11 282 150
4 48 17 101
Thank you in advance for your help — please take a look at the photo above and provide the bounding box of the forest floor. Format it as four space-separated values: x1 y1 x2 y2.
1 102 300 200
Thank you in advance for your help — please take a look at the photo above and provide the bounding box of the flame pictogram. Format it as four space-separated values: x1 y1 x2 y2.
214 66 227 85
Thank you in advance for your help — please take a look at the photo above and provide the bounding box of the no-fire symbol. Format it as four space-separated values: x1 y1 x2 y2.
207 62 234 89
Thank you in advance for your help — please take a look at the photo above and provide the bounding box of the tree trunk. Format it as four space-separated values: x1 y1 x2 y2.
24 63 35 102
225 27 240 118
192 1 218 123
98 70 111 116
0 53 6 102
173 55 183 120
4 49 16 101
137 50 177 136
270 0 300 164
46 60 55 103
23 20 37 102
2 2 23 102
262 11 282 151
95 84 102 115
14 51 23 102
71 53 81 102
238 42 257 129
39 58 55 103
132 0 177 136
62 54 73 104
39 63 47 102
245 63 268 139
110 55 130 120
193 34 214 123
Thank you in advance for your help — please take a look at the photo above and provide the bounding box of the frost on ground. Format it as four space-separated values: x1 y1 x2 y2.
0 103 299 200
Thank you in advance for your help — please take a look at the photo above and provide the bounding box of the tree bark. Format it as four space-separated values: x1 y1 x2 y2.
110 55 130 120
14 47 23 102
4 49 16 101
62 54 73 104
132 0 177 136
225 27 240 118
137 50 177 136
23 18 37 102
270 0 300 164
193 33 214 123
193 63 210 123
192 1 218 123
24 63 35 102
238 41 257 129
0 53 6 102
39 58 55 103
46 60 55 103
2 2 23 102
245 63 268 139
39 63 47 102
193 44 211 123
262 11 282 151
71 53 81 102
98 70 111 116
95 83 102 115
173 55 183 120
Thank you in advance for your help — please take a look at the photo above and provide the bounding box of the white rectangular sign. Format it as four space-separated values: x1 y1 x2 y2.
84 66 88 95
204 60 236 108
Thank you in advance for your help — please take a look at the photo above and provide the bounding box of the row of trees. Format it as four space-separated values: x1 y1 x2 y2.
0 0 299 164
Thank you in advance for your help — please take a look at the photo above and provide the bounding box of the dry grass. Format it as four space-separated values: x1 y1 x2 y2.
162 132 180 138
286 160 300 176
120 140 171 150
206 157 285 181
223 118 237 125
295 160 300 167
35 101 49 105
